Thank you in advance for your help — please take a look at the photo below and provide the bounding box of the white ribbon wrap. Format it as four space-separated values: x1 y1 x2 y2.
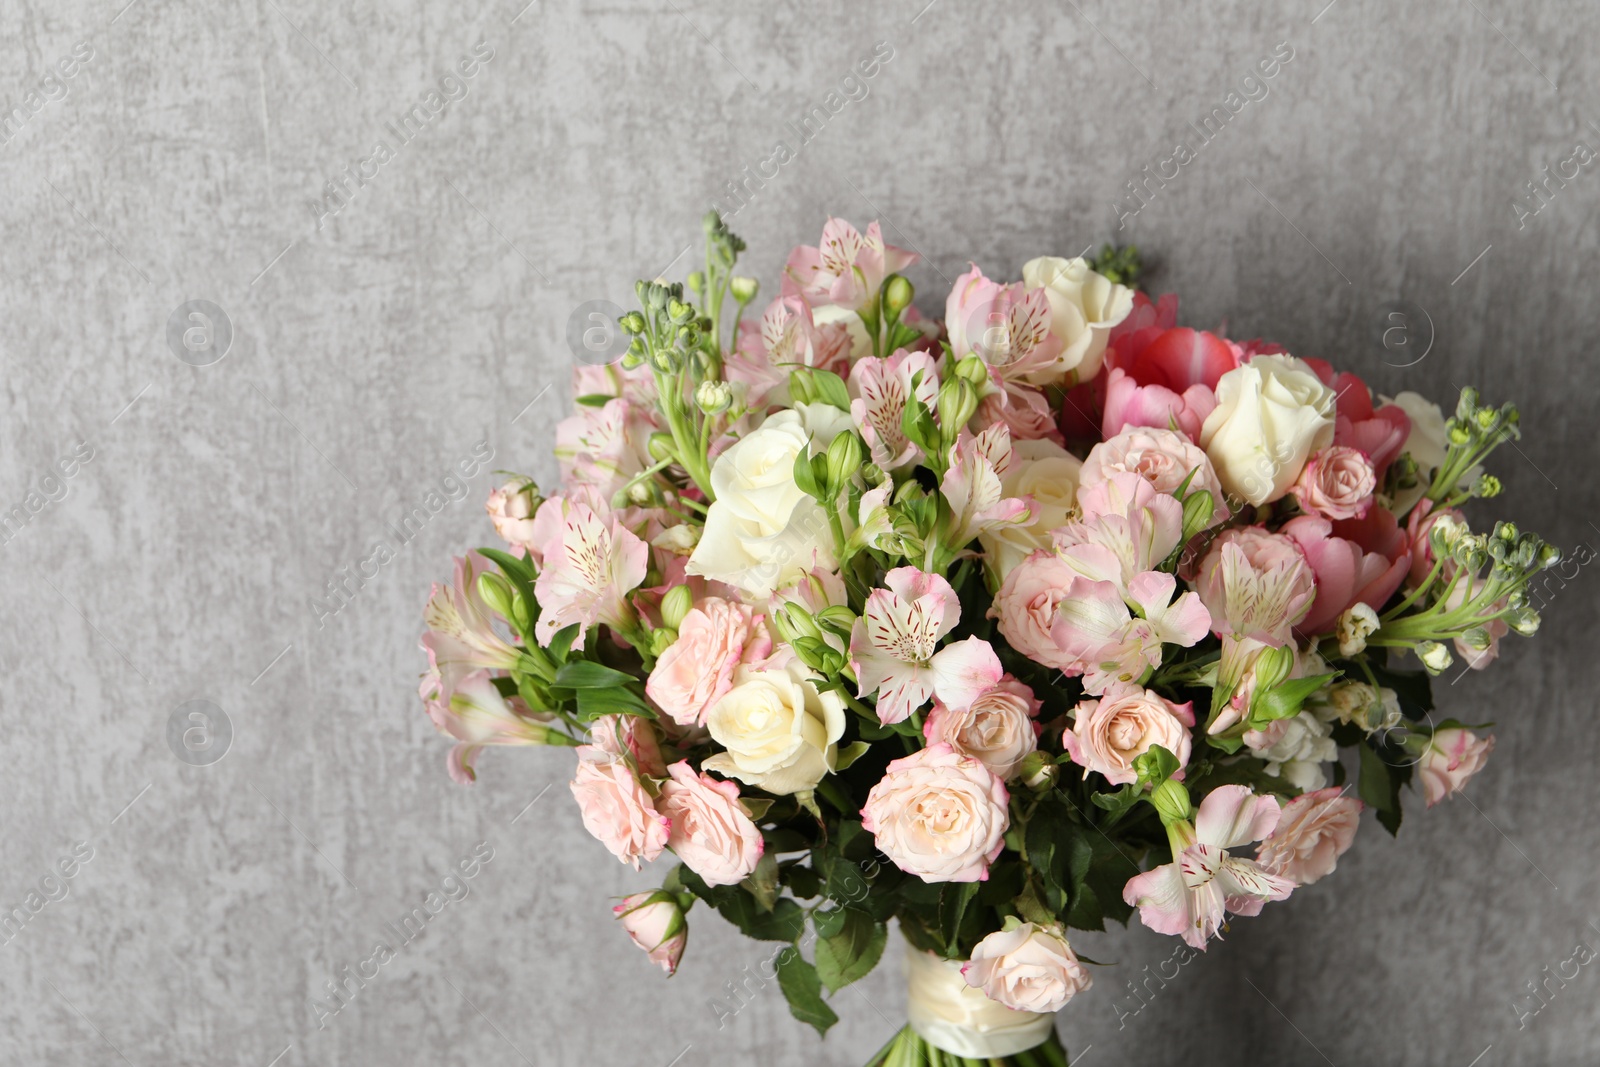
905 948 1056 1058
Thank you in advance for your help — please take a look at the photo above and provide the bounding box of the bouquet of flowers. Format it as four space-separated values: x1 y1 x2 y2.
416 213 1555 1065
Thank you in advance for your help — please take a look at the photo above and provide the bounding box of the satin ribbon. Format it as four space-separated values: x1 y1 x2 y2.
905 948 1056 1058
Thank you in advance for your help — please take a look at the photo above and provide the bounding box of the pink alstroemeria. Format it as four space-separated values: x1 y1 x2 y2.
422 669 564 785
942 426 1033 549
849 348 940 469
784 218 917 311
1053 474 1186 589
554 397 656 500
850 567 1004 724
421 551 523 700
759 289 855 376
531 498 648 646
1051 571 1211 693
1123 785 1296 950
945 265 1058 381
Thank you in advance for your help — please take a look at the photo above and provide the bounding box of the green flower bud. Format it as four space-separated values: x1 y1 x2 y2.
686 270 705 295
882 274 914 317
937 379 979 435
646 282 669 310
1149 778 1194 825
952 355 989 386
1418 641 1453 674
618 311 647 336
702 209 723 235
477 571 517 622
660 585 694 631
826 432 864 496
1507 608 1541 636
1473 473 1502 498
648 432 678 463
649 627 679 658
1017 751 1057 793
668 299 694 325
696 380 733 414
730 276 759 305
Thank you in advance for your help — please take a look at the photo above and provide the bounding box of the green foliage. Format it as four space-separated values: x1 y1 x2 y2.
814 908 887 994
775 948 838 1037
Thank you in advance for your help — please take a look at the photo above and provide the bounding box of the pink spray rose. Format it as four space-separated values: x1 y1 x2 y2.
962 922 1093 1013
569 745 669 870
1256 787 1363 885
656 762 763 887
862 743 1010 883
613 890 688 975
588 714 668 779
1281 510 1412 636
1080 426 1228 523
990 552 1082 671
1194 526 1317 645
1292 445 1377 521
1064 682 1195 786
485 477 541 556
1418 729 1495 806
924 675 1042 781
647 598 770 727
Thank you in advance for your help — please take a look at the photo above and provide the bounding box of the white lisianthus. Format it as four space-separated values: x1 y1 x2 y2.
1200 354 1336 507
977 438 1083 579
702 660 846 796
688 410 839 599
1018 256 1134 385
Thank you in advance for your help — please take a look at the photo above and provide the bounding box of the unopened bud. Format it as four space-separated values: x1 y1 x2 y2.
477 571 517 622
826 433 864 496
696 379 733 414
882 274 914 317
729 276 759 305
1418 641 1453 674
1337 603 1381 657
686 270 705 295
649 627 679 657
1017 751 1058 793
660 585 694 631
1148 778 1194 825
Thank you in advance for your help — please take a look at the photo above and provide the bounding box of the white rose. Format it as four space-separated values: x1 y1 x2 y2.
688 410 839 599
977 439 1083 579
1384 391 1477 516
702 660 846 796
1245 711 1337 792
1018 256 1134 385
1200 354 1336 507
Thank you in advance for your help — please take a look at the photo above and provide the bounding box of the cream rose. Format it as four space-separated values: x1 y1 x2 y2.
1200 355 1336 507
924 676 1041 781
1018 256 1134 385
978 439 1083 580
702 660 846 796
688 409 839 600
1064 682 1194 786
861 743 1009 883
962 922 1093 1013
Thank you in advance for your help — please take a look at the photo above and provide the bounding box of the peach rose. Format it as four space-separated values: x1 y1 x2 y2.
1255 786 1362 884
989 552 1080 670
1418 729 1495 806
924 676 1041 781
962 922 1093 1013
588 714 667 778
1064 682 1194 786
862 744 1009 883
1081 427 1227 522
569 745 669 870
613 890 687 975
1292 445 1376 521
485 476 541 556
647 598 770 727
657 762 763 887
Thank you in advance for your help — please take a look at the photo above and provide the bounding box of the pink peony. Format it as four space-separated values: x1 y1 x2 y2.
1064 681 1195 785
657 762 763 887
1100 325 1237 441
962 923 1093 1013
862 743 1009 883
924 675 1042 781
1418 729 1495 806
569 745 669 870
1310 365 1411 476
1282 511 1412 636
1292 445 1377 521
647 598 769 727
613 891 688 975
1194 526 1317 645
1255 787 1362 884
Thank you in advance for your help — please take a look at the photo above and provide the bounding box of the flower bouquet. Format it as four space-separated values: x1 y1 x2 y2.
417 212 1556 1064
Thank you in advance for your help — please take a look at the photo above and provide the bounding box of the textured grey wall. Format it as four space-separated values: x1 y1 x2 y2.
1 0 1597 1064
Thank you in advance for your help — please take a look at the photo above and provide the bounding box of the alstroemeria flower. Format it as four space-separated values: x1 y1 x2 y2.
1123 785 1296 950
850 567 1004 724
945 265 1057 381
849 348 940 470
784 218 917 311
421 551 523 699
532 498 648 646
554 397 656 500
1052 473 1186 590
942 426 1033 549
423 669 560 785
1050 571 1211 693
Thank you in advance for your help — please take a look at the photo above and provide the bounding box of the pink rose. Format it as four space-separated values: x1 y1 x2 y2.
485 477 541 555
962 923 1093 1013
1256 787 1363 885
613 890 688 975
569 745 669 870
1310 366 1411 476
1282 511 1412 636
1081 427 1228 521
1418 729 1495 806
990 552 1080 670
924 675 1042 781
1292 445 1376 521
862 743 1009 883
646 597 769 727
657 762 763 887
1064 682 1194 786
588 714 668 779
1194 526 1317 645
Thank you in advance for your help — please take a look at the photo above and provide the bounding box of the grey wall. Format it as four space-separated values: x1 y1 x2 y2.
1 0 1596 1064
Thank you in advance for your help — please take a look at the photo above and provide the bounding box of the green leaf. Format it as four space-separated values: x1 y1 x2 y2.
814 910 887 994
573 686 655 721
574 392 615 407
1253 672 1338 724
775 950 838 1037
553 661 639 689
742 852 780 913
938 881 979 952
833 740 871 771
1358 743 1408 835
546 623 579 664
